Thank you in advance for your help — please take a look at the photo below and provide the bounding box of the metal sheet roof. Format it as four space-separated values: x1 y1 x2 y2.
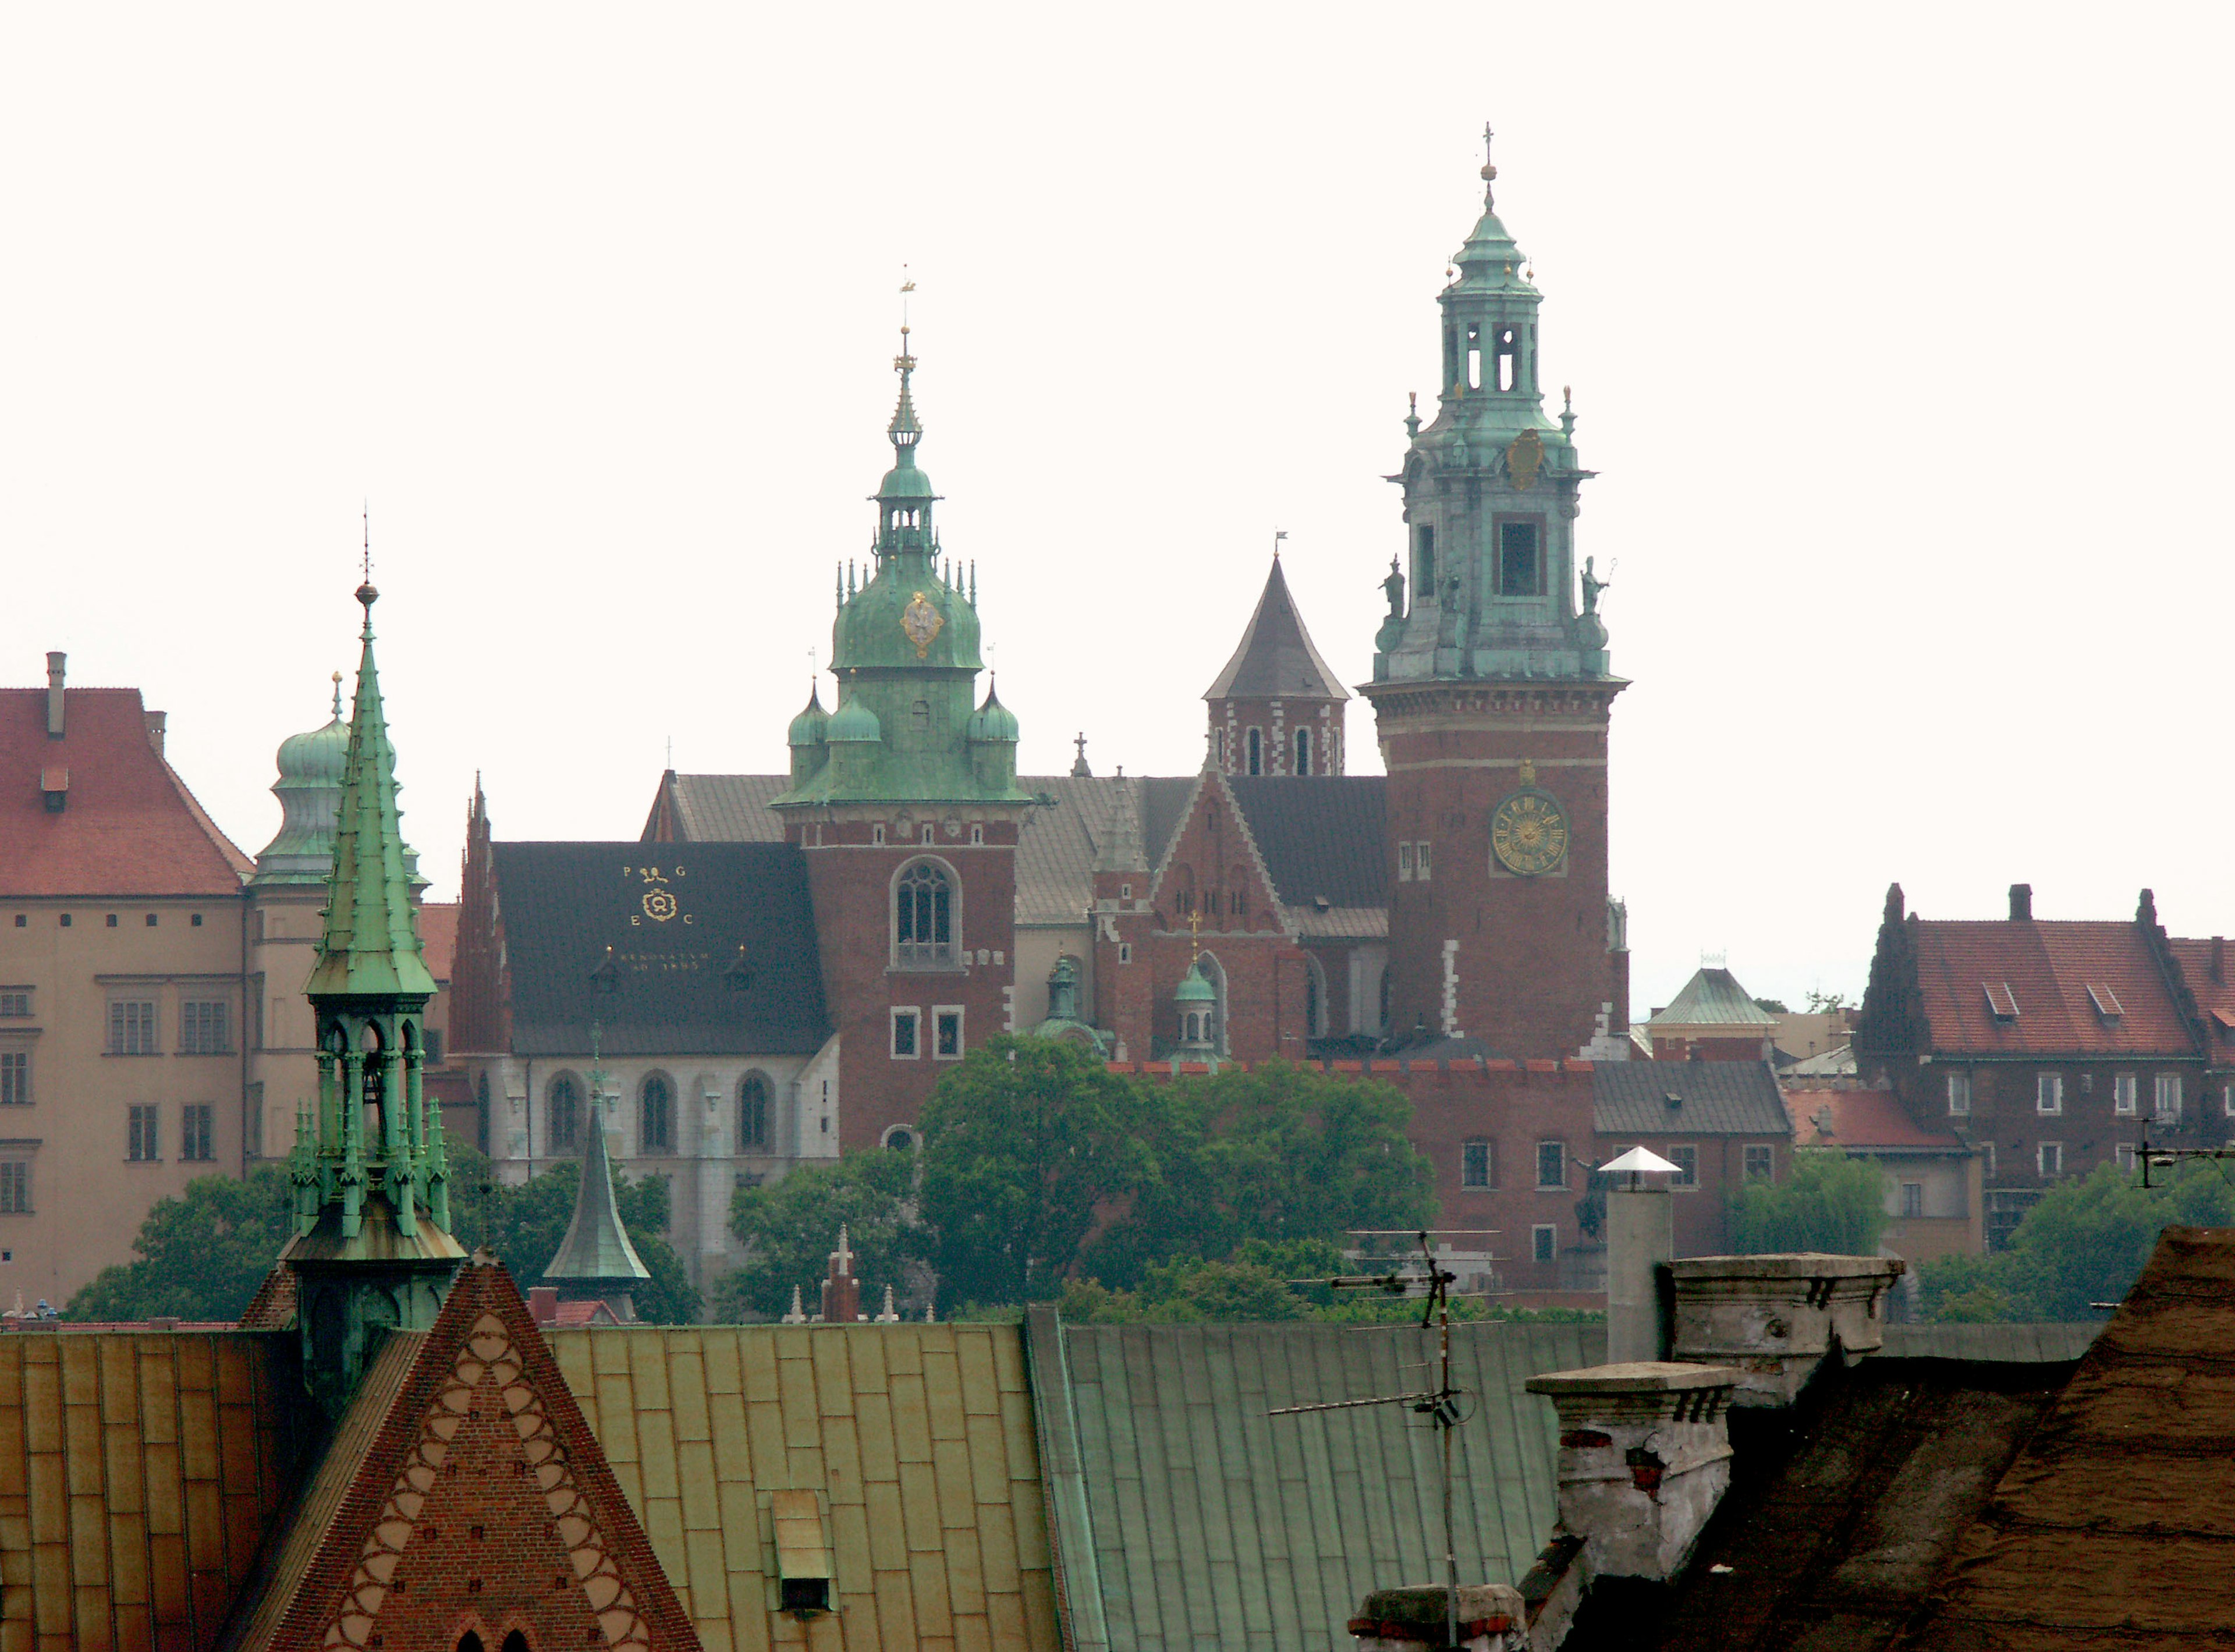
1592 1061 1791 1137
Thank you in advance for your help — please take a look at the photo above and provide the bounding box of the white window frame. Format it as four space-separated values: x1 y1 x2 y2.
180 1102 215 1163
1668 1144 1700 1190
2155 1073 2183 1121
891 1007 921 1060
1946 1072 1971 1116
1531 1224 1557 1265
2223 1084 2234 1119
2114 1073 2137 1116
1982 1141 1996 1179
932 1005 964 1061
1398 843 1414 882
1416 841 1432 881
1460 1139 1491 1190
0 1048 27 1108
892 856 962 970
109 998 159 1057
2036 1073 2063 1115
1900 1181 1924 1218
1118 943 1131 965
2038 1140 2063 1177
1535 1140 1566 1191
179 998 229 1056
0 1159 28 1214
127 1104 159 1162
871 824 886 846
1743 1144 1773 1182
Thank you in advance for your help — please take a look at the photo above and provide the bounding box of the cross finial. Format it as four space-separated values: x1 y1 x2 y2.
1074 732 1087 761
1480 121 1498 207
832 1224 854 1275
1187 906 1203 962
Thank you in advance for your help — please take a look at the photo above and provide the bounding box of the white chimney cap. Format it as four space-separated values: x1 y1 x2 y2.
1600 1146 1682 1176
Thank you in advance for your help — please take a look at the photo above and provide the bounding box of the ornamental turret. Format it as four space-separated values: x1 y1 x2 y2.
542 1034 651 1321
281 579 463 1413
251 673 350 885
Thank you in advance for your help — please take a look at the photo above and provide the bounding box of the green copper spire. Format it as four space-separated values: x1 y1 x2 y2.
542 1030 651 1319
282 576 462 1415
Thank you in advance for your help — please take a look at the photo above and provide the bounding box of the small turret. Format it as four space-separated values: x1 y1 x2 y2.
252 672 351 885
542 1035 651 1322
1175 962 1219 1058
786 683 831 789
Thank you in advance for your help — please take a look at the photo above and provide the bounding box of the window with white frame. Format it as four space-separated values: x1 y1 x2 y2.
2223 1084 2234 1118
1416 841 1432 880
180 1104 214 1162
2114 1073 2137 1115
110 999 159 1056
1118 943 1131 965
179 999 229 1055
1900 1182 1924 1218
1461 1139 1492 1189
0 1160 27 1214
1946 1072 1970 1115
894 860 955 967
891 1008 921 1059
128 1104 159 1162
1981 1141 1996 1178
934 1008 963 1060
0 1050 26 1107
0 989 30 1018
1532 1224 1556 1264
1535 1140 1566 1190
1668 1144 1699 1189
1743 1144 1773 1181
1399 843 1415 882
2036 1073 2063 1115
2155 1073 2183 1121
2037 1141 2063 1177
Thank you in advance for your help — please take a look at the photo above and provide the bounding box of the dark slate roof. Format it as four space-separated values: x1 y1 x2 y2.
1225 776 1388 910
1024 1310 1602 1652
1203 559 1351 702
1592 1061 1791 1137
492 841 829 1057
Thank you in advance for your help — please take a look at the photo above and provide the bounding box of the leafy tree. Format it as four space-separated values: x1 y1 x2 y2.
714 1148 920 1321
1753 998 1791 1015
1920 1161 2235 1322
65 1167 296 1322
1727 1149 1888 1256
446 1144 701 1324
1804 988 1852 1015
1081 1062 1438 1287
918 1037 1164 1308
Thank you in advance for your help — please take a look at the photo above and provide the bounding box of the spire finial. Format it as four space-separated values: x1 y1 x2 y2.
1481 120 1497 208
1273 528 1287 561
1188 906 1203 965
355 505 378 630
330 671 344 719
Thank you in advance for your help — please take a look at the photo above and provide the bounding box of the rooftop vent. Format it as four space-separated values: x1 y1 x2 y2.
44 652 64 739
2009 883 2034 921
2087 984 2124 1023
1983 982 2020 1022
1663 1090 1683 1109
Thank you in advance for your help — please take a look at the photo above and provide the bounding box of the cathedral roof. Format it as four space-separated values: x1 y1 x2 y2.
1203 558 1350 703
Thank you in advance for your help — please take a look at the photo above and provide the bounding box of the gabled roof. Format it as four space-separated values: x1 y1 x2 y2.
1203 558 1351 703
491 841 828 1057
1906 1226 2235 1645
1910 917 2195 1057
418 900 459 981
1783 1084 1968 1152
1225 775 1389 913
1594 1061 1792 1137
1648 967 1775 1030
2166 935 2235 1042
0 685 251 896
225 1257 699 1652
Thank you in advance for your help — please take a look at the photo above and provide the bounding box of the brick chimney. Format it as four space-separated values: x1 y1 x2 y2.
1667 1254 1906 1406
2009 882 2032 921
2212 935 2225 985
818 1225 861 1324
1348 1584 1528 1651
45 652 65 739
144 709 166 757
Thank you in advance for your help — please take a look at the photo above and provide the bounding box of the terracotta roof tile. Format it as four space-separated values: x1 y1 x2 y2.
1782 1084 1968 1150
416 900 459 980
0 686 250 896
1911 919 2195 1056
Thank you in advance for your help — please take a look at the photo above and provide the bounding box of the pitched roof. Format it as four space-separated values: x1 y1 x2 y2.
1594 1061 1792 1137
417 899 459 981
1906 1226 2235 1645
552 1321 1063 1650
2166 935 2235 1036
491 841 829 1057
1910 917 2197 1057
646 773 790 842
1225 776 1389 915
1783 1084 1969 1152
1203 558 1350 702
1026 1310 1602 1652
226 1258 699 1652
1647 967 1775 1029
0 685 251 896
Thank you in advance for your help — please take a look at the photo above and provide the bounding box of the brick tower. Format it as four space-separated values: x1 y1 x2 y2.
772 330 1038 1147
1204 553 1349 777
1361 131 1630 1059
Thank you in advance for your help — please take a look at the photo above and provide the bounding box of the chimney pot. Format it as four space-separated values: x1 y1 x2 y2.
144 710 166 757
45 651 65 739
2009 883 2033 921
2212 936 2225 985
527 1286 558 1325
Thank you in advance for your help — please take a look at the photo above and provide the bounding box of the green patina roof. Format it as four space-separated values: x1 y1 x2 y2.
1648 966 1778 1030
543 1076 651 1288
1176 962 1217 1004
252 674 352 886
305 587 437 999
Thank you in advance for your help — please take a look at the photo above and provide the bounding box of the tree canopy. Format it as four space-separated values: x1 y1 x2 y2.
448 1144 701 1324
1727 1149 1888 1257
714 1147 921 1321
65 1165 296 1322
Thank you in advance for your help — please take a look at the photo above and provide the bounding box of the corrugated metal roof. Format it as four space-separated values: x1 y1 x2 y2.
1879 1323 2100 1362
1032 1317 1603 1651
1647 967 1776 1030
1593 1061 1791 1137
554 1323 1063 1651
1225 777 1389 913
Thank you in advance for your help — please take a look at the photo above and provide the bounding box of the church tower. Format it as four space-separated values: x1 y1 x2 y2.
1362 132 1629 1058
281 579 465 1413
1204 554 1349 776
773 332 1039 1147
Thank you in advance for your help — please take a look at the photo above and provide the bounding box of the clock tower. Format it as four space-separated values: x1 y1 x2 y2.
1362 130 1629 1058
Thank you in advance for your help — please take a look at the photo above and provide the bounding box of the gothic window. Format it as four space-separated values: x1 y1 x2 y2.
1465 322 1482 390
1246 729 1263 775
502 1634 530 1652
1497 521 1542 595
640 1073 673 1154
739 1072 771 1153
548 1073 581 1153
1495 324 1519 391
1294 728 1312 776
894 860 955 967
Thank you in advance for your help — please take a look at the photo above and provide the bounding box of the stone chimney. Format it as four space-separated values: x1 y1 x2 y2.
2009 882 2033 921
1605 1183 1672 1363
1667 1254 1906 1406
1348 1584 1528 1651
144 709 166 757
1524 1363 1740 1587
45 652 65 739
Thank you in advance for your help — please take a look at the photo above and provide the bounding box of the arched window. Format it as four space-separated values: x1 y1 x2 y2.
894 860 955 967
548 1073 581 1153
738 1072 771 1153
884 1124 916 1151
456 1634 484 1652
1294 728 1312 776
1246 728 1263 775
640 1073 673 1154
501 1632 530 1652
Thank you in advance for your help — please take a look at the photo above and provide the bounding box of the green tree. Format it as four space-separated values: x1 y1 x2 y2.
1727 1149 1888 1256
64 1167 296 1322
448 1144 701 1324
1081 1062 1438 1287
714 1148 920 1320
1920 1161 2235 1322
918 1037 1166 1309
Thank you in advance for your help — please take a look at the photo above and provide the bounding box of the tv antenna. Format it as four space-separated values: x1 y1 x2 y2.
1269 1228 1499 1652
2135 1121 2235 1189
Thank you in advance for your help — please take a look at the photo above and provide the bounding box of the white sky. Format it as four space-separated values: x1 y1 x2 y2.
4 5 2230 1020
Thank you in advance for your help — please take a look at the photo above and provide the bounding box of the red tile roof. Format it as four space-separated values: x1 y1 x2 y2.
2167 936 2235 1029
417 899 459 980
1 686 250 896
1911 919 2194 1057
1783 1084 1967 1150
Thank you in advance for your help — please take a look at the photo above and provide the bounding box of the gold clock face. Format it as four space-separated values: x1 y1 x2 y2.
1491 786 1570 877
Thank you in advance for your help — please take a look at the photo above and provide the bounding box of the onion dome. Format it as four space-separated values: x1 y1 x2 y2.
787 683 831 747
1176 962 1217 1005
967 679 1020 744
251 673 350 885
826 692 882 743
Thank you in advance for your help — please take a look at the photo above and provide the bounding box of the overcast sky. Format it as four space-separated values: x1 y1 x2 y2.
4 5 2230 1018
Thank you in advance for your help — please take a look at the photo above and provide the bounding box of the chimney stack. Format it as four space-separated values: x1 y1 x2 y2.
2212 936 2225 985
2009 882 2033 921
45 652 65 739
1606 1182 1673 1363
144 710 166 757
1667 1254 1907 1406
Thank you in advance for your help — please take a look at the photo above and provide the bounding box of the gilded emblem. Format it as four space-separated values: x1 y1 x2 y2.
1490 760 1570 877
1506 428 1544 491
901 591 943 659
642 888 679 923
